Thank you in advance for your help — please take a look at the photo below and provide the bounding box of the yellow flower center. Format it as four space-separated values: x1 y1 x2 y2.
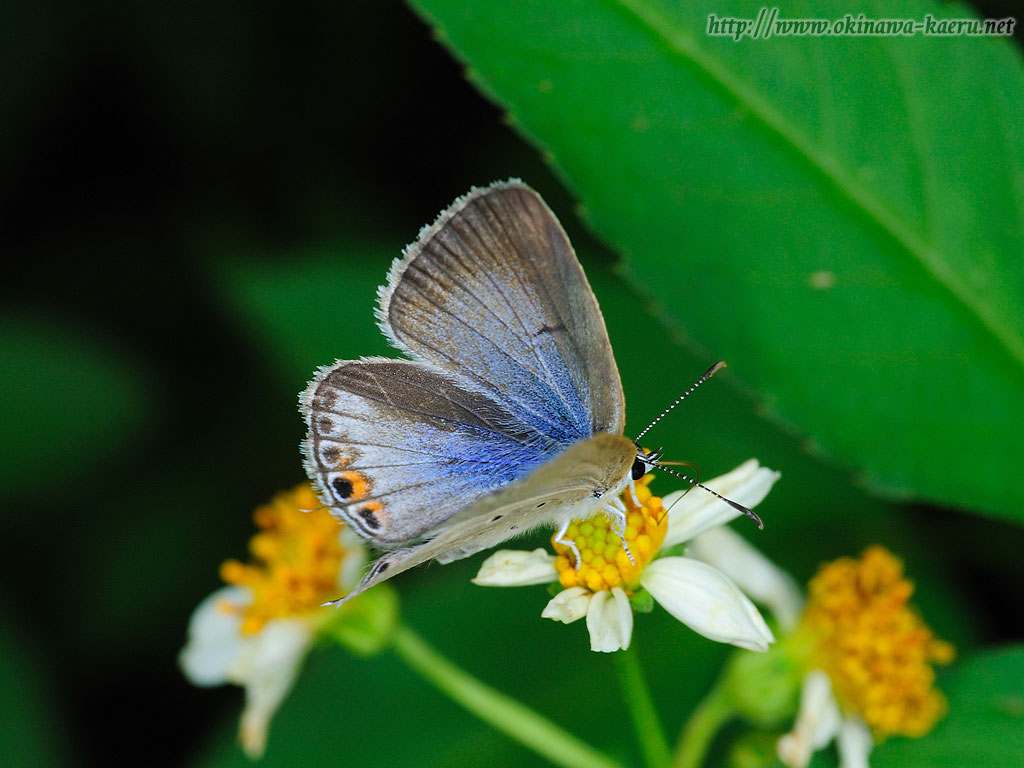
219 483 349 634
552 475 667 593
800 545 955 738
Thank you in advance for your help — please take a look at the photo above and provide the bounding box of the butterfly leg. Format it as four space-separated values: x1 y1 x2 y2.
553 519 583 572
605 498 635 565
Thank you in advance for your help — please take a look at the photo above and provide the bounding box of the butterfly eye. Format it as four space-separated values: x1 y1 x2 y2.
631 456 648 481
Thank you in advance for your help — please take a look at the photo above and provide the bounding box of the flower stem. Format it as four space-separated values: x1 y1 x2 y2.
391 624 624 768
614 643 672 768
673 680 734 768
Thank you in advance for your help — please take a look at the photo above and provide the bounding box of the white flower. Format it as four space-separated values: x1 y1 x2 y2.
639 557 774 652
764 546 953 768
837 716 873 768
661 459 780 547
472 548 557 586
474 459 780 654
180 484 367 759
686 534 873 767
777 671 872 768
685 534 872 767
685 524 804 631
540 587 591 623
180 587 313 759
585 587 633 653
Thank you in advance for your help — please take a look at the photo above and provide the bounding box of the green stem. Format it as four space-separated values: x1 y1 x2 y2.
672 681 735 768
391 624 625 768
614 643 672 768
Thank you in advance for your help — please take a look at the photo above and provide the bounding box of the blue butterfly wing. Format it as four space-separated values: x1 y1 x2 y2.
302 358 564 543
377 180 624 441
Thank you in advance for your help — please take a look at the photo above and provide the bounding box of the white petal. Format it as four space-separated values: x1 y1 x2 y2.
837 716 873 768
686 526 804 630
585 587 633 652
541 587 592 623
230 617 314 759
640 557 774 651
663 460 780 547
226 618 312 683
179 586 250 687
777 670 841 768
473 548 558 586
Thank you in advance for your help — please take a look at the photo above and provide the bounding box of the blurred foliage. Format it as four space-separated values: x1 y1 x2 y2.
0 314 151 497
1 0 1022 767
0 601 69 766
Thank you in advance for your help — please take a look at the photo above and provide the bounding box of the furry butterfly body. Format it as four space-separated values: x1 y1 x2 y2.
301 181 640 603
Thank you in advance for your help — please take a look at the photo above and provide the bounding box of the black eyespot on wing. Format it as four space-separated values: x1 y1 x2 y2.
332 476 354 499
358 506 381 530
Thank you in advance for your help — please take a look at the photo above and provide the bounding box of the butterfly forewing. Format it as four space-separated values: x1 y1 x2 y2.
378 181 624 439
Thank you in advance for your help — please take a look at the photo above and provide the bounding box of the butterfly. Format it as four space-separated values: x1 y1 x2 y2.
300 180 759 605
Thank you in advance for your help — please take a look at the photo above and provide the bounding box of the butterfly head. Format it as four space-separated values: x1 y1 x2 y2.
630 445 663 481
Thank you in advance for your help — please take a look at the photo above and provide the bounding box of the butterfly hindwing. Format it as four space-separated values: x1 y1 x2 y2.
302 357 564 544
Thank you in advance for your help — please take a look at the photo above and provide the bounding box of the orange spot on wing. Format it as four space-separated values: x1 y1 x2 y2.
338 470 371 501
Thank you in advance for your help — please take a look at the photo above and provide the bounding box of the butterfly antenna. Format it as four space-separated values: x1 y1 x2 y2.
652 462 764 529
634 361 727 444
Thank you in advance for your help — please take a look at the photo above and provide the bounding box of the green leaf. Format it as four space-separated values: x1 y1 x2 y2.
0 314 151 499
873 646 1024 767
410 0 1024 523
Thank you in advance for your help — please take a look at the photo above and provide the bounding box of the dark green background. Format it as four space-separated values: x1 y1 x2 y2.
2 2 1022 766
